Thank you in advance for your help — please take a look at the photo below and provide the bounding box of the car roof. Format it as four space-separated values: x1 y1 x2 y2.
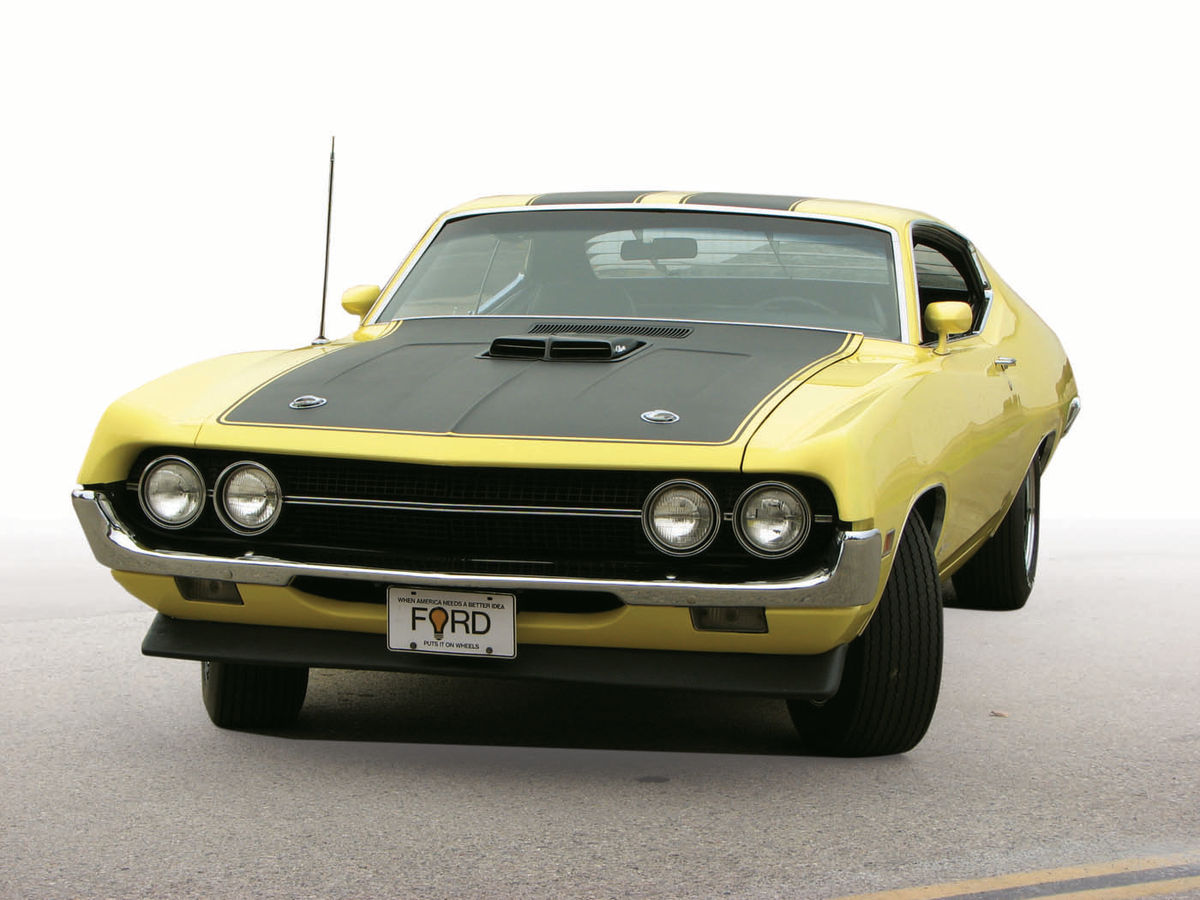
446 191 943 231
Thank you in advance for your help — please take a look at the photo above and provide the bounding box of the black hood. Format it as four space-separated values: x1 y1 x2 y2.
222 318 855 445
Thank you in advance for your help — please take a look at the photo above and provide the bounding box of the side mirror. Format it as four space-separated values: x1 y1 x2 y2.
924 301 973 355
341 284 381 321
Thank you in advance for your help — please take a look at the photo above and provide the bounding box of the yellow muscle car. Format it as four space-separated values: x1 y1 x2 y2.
73 191 1079 755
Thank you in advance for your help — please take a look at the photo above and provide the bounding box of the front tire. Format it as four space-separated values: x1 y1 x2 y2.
950 459 1040 611
201 660 308 729
788 515 943 756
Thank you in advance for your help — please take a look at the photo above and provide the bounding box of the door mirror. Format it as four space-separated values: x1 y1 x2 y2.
341 284 381 321
924 301 973 355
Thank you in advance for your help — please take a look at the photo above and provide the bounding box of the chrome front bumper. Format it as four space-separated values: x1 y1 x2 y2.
72 488 882 609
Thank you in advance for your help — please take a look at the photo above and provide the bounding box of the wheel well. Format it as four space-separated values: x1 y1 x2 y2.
911 487 946 549
1036 433 1056 471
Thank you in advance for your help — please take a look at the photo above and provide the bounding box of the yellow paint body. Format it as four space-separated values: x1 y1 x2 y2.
79 194 1078 656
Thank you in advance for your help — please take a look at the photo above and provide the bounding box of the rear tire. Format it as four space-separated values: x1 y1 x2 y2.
788 516 943 756
201 660 308 729
950 459 1040 611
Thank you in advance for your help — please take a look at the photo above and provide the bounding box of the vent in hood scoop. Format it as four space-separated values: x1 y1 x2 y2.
528 322 693 339
486 334 646 361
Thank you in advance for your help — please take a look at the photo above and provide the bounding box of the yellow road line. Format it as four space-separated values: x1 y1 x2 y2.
1047 874 1200 898
829 853 1200 900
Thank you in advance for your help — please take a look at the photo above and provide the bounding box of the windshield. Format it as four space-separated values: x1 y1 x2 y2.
377 209 901 338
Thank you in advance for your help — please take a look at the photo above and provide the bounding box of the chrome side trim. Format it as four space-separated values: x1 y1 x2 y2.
285 495 642 519
1063 397 1082 435
73 489 881 609
967 242 994 334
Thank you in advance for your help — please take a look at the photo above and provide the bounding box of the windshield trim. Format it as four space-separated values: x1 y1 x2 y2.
369 205 910 343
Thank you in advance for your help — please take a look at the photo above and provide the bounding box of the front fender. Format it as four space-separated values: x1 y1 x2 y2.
77 347 325 485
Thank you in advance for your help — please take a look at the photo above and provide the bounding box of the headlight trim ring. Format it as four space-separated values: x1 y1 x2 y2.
214 460 283 536
733 480 812 558
641 479 721 557
137 454 206 530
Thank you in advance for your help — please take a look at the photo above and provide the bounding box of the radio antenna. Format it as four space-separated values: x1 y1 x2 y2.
312 136 336 346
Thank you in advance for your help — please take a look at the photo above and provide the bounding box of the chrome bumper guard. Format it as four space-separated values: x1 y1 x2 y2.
72 488 881 609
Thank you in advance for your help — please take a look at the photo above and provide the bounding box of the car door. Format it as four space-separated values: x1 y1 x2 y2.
910 225 1026 563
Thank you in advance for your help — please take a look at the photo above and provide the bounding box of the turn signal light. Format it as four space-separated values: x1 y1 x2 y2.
690 606 767 633
175 577 243 605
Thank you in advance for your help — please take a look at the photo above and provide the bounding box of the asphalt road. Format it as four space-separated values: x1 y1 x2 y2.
2 518 1198 899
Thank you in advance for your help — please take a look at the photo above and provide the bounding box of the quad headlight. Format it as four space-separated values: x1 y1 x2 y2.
734 482 811 557
139 456 205 529
642 480 719 556
216 462 282 534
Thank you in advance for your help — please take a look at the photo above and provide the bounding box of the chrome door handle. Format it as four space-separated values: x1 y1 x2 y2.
994 357 1017 370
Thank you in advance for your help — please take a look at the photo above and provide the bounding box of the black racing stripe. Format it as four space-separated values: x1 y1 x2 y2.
222 317 853 445
682 192 810 211
527 191 658 206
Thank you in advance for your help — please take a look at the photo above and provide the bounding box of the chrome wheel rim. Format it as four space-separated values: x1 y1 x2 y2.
1022 468 1038 577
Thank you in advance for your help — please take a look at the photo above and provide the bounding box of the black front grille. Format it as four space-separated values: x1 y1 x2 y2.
291 577 624 613
107 449 841 582
275 456 656 509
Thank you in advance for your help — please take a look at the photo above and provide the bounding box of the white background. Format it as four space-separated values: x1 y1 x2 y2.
2 1 1195 539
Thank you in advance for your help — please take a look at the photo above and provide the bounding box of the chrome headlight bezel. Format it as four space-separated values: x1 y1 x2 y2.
641 479 720 557
215 461 283 535
138 455 206 530
733 481 812 558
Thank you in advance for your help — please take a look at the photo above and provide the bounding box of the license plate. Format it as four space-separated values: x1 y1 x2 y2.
387 587 516 659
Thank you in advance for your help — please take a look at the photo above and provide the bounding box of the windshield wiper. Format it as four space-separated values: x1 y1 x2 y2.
477 272 525 314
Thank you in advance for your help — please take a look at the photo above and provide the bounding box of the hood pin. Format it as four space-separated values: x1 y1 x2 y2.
289 395 328 410
641 409 680 424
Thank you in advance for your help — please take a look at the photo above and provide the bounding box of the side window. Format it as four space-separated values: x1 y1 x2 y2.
912 228 986 343
914 244 968 299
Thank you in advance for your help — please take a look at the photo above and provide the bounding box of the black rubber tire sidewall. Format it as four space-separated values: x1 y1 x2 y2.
950 460 1041 611
201 660 309 730
788 515 943 756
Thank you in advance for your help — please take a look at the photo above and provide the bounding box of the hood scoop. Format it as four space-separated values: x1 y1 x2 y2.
528 321 693 339
486 335 646 361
